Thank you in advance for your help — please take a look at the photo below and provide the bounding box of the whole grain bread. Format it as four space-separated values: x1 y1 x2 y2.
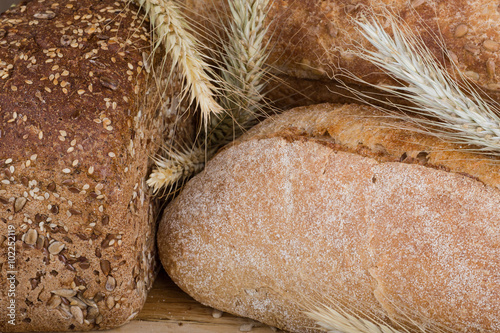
0 0 188 330
182 0 500 105
158 103 500 333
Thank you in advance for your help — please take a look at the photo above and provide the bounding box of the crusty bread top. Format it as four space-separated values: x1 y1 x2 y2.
0 0 171 331
159 102 500 333
234 103 500 190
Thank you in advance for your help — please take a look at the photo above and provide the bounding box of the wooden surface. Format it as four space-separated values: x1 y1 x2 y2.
107 269 283 333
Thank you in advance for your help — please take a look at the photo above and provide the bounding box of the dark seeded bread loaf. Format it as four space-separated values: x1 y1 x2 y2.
0 0 186 331
158 103 500 333
182 0 500 106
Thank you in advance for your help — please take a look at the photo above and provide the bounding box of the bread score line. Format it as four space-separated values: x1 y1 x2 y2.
158 103 500 333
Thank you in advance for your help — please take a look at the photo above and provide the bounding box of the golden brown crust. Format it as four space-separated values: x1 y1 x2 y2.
0 0 174 331
187 0 500 104
236 103 500 190
158 103 500 333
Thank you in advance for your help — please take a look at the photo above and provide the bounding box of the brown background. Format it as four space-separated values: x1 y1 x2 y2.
1 0 20 13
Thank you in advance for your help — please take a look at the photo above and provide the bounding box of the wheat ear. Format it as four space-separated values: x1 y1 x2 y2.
350 14 500 154
134 0 223 129
305 303 406 333
145 0 271 194
207 0 271 147
146 145 205 194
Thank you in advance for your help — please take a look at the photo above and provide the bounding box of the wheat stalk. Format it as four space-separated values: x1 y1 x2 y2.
134 0 223 129
350 13 500 154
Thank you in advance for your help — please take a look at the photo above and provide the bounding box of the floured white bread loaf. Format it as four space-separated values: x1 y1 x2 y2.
181 0 500 106
0 0 189 331
158 103 500 333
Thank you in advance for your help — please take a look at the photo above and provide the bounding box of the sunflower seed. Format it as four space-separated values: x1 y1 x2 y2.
106 296 115 309
24 229 38 245
100 76 119 90
14 197 27 212
51 289 76 298
70 305 84 324
34 11 56 19
100 260 111 276
48 241 65 254
47 294 62 308
105 276 116 291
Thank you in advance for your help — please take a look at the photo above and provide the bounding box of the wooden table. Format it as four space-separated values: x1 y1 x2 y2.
109 269 282 333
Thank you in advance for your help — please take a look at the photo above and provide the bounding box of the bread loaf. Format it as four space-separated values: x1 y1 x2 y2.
0 0 186 330
158 103 500 333
181 0 500 105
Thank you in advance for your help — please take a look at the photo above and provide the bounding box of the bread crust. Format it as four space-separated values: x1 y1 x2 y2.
184 0 500 104
158 103 500 333
0 0 179 330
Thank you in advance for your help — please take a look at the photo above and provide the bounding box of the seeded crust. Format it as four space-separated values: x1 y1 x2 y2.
183 0 500 104
158 103 500 333
0 0 184 331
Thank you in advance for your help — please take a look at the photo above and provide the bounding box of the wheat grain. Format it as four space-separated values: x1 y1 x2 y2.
135 0 223 129
350 13 500 154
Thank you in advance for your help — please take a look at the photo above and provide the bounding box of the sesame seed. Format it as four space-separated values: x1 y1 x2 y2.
62 168 71 174
25 80 33 84
61 70 69 76
25 160 31 167
106 126 113 131
77 89 85 95
59 130 67 137
99 205 103 212
88 166 94 174
67 147 74 153
5 158 12 164
127 63 133 70
72 159 78 166
38 132 43 140
108 152 115 158
11 85 17 91
30 154 37 161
